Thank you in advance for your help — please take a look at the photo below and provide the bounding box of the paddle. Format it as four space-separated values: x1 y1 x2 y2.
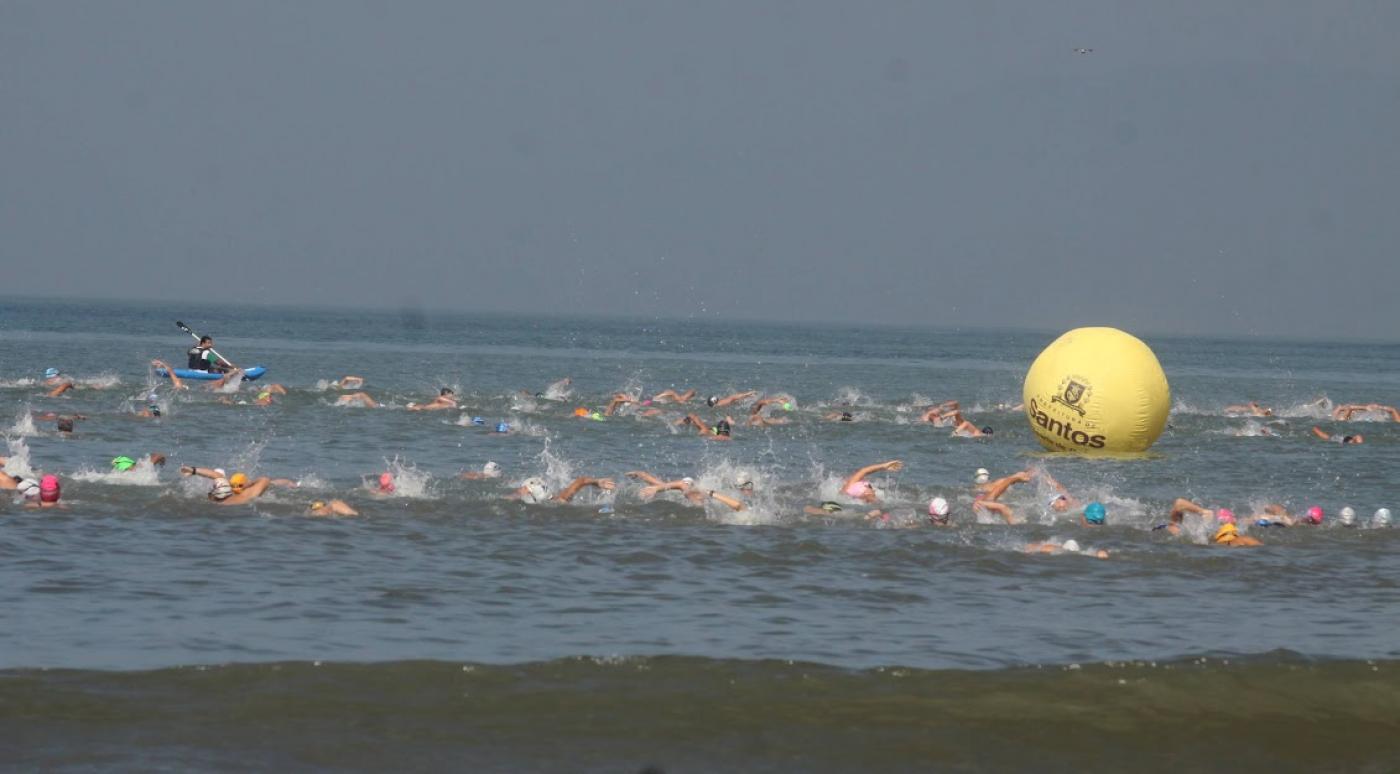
175 321 238 370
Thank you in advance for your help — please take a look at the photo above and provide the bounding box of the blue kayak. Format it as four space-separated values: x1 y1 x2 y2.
157 366 267 382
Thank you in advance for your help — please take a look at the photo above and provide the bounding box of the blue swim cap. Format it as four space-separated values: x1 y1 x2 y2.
1084 501 1106 524
496 422 509 433
471 416 485 426
44 368 59 379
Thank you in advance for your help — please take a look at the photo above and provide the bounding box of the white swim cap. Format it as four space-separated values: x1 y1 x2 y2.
1339 506 1356 526
1062 539 1081 553
681 477 695 487
928 497 950 517
974 468 990 484
521 477 549 504
482 461 501 478
17 478 40 499
210 478 233 501
1374 508 1392 527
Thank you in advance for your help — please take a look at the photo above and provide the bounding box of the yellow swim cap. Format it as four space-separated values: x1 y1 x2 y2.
310 501 326 510
1213 523 1238 544
229 472 249 491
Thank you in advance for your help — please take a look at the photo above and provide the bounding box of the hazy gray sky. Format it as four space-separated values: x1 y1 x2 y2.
4 2 1398 338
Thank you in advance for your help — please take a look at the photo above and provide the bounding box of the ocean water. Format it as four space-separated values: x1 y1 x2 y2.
2 298 1398 771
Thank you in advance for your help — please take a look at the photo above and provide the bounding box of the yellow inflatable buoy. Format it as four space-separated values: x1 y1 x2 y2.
1022 327 1170 454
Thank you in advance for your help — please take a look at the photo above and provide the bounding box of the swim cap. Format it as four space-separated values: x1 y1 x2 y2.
1216 508 1236 524
1062 539 1081 553
310 501 326 510
981 426 993 435
147 393 159 403
738 480 754 491
56 418 74 433
377 472 395 493
839 412 853 422
1374 508 1392 527
257 391 271 401
229 472 249 491
819 501 844 513
149 406 161 417
210 478 233 501
111 456 136 472
471 416 485 426
1083 501 1106 525
521 477 548 504
590 412 604 421
496 422 510 433
17 478 40 499
681 477 695 487
706 396 718 407
1339 506 1356 526
782 402 793 411
1305 506 1324 525
929 497 950 517
844 481 873 498
574 407 588 417
482 461 501 478
1213 523 1238 544
974 468 990 485
44 368 59 379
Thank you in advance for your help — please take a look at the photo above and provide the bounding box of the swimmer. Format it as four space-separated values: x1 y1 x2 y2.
629 472 746 512
1081 501 1106 526
307 499 359 517
330 375 365 390
748 395 795 426
149 360 187 390
1024 539 1109 559
1311 426 1363 445
684 414 734 440
334 392 379 408
253 384 287 406
181 465 297 505
55 417 76 434
952 420 992 439
704 391 757 408
1034 469 1080 513
45 369 76 398
509 475 615 504
24 475 66 509
1338 506 1357 527
822 411 856 422
971 470 1031 524
803 501 846 517
135 392 164 418
649 388 696 404
407 388 457 411
1333 403 1400 422
918 401 961 425
603 394 636 416
841 460 903 504
1373 508 1392 528
370 472 397 495
1154 498 1212 535
1212 522 1263 547
460 461 503 480
927 497 951 526
1224 401 1274 417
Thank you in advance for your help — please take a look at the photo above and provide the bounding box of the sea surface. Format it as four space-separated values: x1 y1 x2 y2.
2 298 1398 771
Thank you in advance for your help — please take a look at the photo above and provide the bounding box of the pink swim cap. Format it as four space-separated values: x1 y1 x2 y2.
378 472 396 493
844 481 872 498
40 474 61 503
1306 506 1324 524
1216 508 1235 523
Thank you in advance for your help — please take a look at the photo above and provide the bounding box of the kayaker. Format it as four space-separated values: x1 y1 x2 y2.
187 336 233 374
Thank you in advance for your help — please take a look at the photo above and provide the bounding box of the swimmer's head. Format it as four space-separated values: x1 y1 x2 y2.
44 368 60 379
147 393 159 403
782 402 793 411
1344 434 1363 444
520 477 549 504
981 426 993 435
471 416 485 426
1061 539 1081 553
1216 508 1236 524
844 480 877 503
590 412 604 421
56 418 74 433
574 407 588 417
738 480 755 493
229 472 249 492
310 500 327 512
111 456 136 472
928 497 950 524
209 478 233 501
17 478 40 500
496 422 510 434
680 476 695 488
818 501 843 513
39 475 61 503
1305 506 1324 525
1213 523 1239 544
377 472 395 493
839 412 853 422
1374 508 1392 527
1339 506 1356 526
706 396 719 407
1083 501 1106 525
714 419 731 437
149 405 161 417
482 461 502 478
974 468 990 485
439 387 454 397
1049 493 1070 512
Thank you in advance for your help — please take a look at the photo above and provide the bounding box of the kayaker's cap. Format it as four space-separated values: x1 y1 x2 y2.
482 461 501 478
521 477 549 504
111 456 136 472
44 368 59 379
229 472 249 491
1083 501 1106 525
377 472 395 493
210 478 233 501
974 468 990 485
1305 506 1324 525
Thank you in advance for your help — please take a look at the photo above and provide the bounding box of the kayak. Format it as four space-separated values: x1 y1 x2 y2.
157 366 267 382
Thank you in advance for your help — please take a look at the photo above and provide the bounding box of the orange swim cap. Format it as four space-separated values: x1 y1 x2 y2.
574 407 589 417
229 472 249 491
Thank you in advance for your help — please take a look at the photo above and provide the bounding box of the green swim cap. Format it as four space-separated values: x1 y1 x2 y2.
112 456 136 471
782 402 793 411
590 412 604 421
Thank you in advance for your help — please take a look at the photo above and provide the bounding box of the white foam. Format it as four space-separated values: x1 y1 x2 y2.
71 457 163 486
7 409 39 438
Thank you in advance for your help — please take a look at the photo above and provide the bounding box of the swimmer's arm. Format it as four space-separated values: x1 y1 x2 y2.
153 361 186 390
1310 426 1331 441
328 499 359 516
180 466 223 481
0 471 17 488
715 391 757 407
266 384 287 395
976 501 1015 524
47 382 75 398
554 476 615 503
268 478 299 488
625 471 666 487
705 490 746 512
1168 498 1209 523
685 414 709 436
225 477 272 504
842 460 904 491
983 471 1031 502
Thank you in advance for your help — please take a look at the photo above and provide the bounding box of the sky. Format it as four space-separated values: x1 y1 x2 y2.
3 1 1398 339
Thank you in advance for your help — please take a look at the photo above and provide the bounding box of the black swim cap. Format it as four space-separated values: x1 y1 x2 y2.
840 412 853 421
982 426 993 434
